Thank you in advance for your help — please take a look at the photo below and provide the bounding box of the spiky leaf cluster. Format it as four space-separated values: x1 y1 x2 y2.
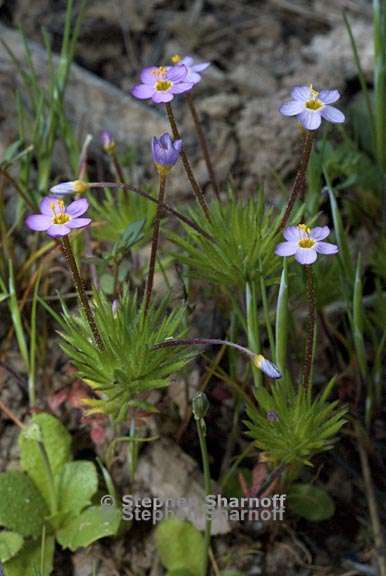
89 187 156 243
58 292 193 419
245 380 346 467
168 193 280 288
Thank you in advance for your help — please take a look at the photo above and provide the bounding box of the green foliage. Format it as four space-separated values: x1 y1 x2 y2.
245 380 346 468
288 483 335 521
0 471 48 538
155 519 205 576
168 193 280 288
58 291 193 419
56 505 121 551
0 532 24 563
90 187 155 244
0 414 120 575
19 413 72 512
3 536 55 576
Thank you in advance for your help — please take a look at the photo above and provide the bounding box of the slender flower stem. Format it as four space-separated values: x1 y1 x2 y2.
277 131 314 232
195 415 211 576
165 102 211 220
186 92 220 200
303 265 316 390
144 174 166 314
111 152 130 204
60 236 104 350
89 182 214 241
153 337 255 360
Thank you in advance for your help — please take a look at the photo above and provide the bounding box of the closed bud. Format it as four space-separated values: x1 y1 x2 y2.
192 392 209 420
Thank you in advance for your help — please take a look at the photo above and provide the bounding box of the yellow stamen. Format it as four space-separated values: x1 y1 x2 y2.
51 199 70 225
298 223 311 233
155 80 173 92
171 54 182 64
298 238 315 248
152 66 168 78
305 85 323 111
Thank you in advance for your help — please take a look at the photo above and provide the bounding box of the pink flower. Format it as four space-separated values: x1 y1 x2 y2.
26 197 91 237
131 65 193 104
275 224 339 265
171 55 210 84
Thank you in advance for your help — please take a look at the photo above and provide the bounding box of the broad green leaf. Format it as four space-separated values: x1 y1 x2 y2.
0 532 24 563
3 535 55 576
0 471 48 537
56 461 98 525
19 413 72 510
155 519 205 576
288 483 335 521
167 571 194 576
56 505 120 551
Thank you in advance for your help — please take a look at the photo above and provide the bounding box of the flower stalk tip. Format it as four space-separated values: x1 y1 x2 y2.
275 224 338 265
280 84 345 131
50 180 89 196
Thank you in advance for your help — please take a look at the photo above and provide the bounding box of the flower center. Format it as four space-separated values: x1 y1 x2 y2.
305 84 324 111
298 238 315 248
155 80 173 92
51 200 70 225
152 66 168 79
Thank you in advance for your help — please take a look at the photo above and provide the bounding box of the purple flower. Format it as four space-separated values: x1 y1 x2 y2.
267 410 279 422
26 197 91 238
131 65 193 104
275 224 339 265
280 85 345 130
151 133 182 176
254 354 282 379
50 180 89 196
100 130 116 154
171 54 210 84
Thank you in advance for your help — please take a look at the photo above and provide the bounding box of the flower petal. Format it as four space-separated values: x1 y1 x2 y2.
131 84 154 100
320 105 345 124
167 65 187 82
315 241 339 255
192 62 210 72
26 214 52 231
50 182 75 196
310 226 330 241
66 217 92 229
140 66 159 85
279 100 304 116
152 91 174 103
185 71 202 84
259 358 282 379
275 241 298 256
319 89 340 104
181 56 194 67
170 82 194 94
40 196 60 215
291 85 311 101
174 139 183 153
283 226 301 241
298 109 322 131
47 224 71 237
66 198 89 217
295 247 318 265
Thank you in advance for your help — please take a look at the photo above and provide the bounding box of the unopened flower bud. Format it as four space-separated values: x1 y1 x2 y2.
192 392 209 420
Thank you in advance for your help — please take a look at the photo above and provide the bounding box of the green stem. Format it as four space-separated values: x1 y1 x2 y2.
303 265 316 391
259 265 275 356
165 102 211 220
245 281 262 388
277 131 314 232
60 236 104 349
144 174 166 315
111 151 130 204
195 416 211 576
186 91 220 200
